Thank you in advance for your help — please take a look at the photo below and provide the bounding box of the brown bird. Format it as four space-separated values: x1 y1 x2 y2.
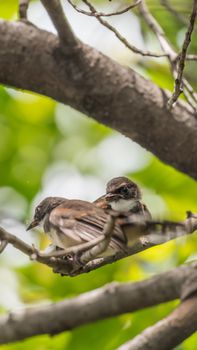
27 197 126 257
94 176 151 220
27 196 150 259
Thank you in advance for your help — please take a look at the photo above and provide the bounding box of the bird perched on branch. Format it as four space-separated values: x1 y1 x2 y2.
27 196 150 260
94 176 151 220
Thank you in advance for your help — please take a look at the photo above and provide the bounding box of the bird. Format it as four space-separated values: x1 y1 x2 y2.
26 196 150 259
27 197 126 257
94 176 151 220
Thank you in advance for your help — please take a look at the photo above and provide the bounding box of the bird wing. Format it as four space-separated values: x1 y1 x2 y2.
47 200 126 251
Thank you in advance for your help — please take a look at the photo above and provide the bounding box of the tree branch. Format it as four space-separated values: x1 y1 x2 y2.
139 0 197 111
186 54 197 60
0 20 196 178
139 0 176 59
19 0 30 20
77 0 196 110
160 0 190 27
0 262 196 344
118 296 197 350
168 0 197 108
0 225 115 273
71 213 197 276
80 0 165 58
40 0 78 48
0 213 196 276
68 0 142 18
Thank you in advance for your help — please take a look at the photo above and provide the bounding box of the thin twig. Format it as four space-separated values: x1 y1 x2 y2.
19 0 30 20
139 0 197 112
160 0 189 27
186 54 197 60
79 0 166 58
0 226 111 265
40 0 78 48
68 0 141 17
15 2 197 112
168 0 197 108
182 77 197 107
0 226 74 272
39 236 109 259
139 0 176 60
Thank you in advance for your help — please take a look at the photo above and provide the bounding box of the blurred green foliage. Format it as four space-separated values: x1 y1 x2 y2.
0 1 197 349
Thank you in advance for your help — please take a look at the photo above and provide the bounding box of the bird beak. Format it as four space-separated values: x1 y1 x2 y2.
26 219 39 231
105 193 117 202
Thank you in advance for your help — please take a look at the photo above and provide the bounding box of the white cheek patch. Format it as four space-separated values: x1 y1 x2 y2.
110 199 137 212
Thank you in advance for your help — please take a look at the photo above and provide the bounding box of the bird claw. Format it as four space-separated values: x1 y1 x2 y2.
66 253 85 275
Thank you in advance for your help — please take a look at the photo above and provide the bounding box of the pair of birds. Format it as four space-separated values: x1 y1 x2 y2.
27 177 151 259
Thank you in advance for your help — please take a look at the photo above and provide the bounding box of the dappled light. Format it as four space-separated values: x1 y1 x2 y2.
0 1 197 349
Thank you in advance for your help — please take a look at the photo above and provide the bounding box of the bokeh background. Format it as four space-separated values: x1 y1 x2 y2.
0 1 197 349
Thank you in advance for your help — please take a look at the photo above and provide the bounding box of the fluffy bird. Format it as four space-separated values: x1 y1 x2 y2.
27 196 150 258
94 176 151 220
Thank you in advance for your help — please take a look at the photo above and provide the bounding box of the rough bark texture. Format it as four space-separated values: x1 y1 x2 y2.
0 20 196 179
0 262 196 344
118 296 197 350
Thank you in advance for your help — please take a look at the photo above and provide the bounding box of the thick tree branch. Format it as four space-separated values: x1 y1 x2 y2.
0 262 196 344
118 296 197 350
0 20 196 178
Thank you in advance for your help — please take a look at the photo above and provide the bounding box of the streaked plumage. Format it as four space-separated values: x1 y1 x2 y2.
27 196 151 258
27 197 127 257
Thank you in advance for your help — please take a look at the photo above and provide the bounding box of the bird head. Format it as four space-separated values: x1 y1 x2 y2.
105 177 141 212
26 197 66 230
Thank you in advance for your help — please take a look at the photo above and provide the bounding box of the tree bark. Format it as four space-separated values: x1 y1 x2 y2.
0 262 196 344
0 20 196 179
118 296 197 350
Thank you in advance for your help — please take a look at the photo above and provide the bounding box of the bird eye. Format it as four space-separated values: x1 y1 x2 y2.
120 186 129 195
